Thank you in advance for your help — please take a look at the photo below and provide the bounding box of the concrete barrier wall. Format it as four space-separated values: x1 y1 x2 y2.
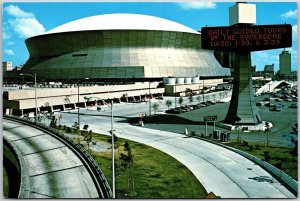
3 137 30 198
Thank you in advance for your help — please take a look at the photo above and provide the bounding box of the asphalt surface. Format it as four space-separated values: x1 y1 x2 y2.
52 95 296 198
3 119 99 198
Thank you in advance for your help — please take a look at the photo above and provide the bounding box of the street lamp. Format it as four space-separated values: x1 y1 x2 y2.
20 73 37 123
110 100 115 198
268 83 271 111
77 78 89 144
102 99 115 198
149 81 151 115
83 95 115 198
174 84 177 108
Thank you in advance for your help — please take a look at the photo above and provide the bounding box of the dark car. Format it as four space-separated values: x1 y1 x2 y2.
165 108 181 114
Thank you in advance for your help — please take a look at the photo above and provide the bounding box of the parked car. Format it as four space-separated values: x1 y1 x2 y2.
165 108 181 114
271 105 282 111
192 105 200 109
290 103 298 108
256 102 263 106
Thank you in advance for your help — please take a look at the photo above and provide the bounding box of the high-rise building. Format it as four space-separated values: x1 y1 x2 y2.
3 61 13 71
279 50 291 75
264 64 274 74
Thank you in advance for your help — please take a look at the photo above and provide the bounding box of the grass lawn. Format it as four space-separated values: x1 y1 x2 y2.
223 140 298 181
60 127 207 198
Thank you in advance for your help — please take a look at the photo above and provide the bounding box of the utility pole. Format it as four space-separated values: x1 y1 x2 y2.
20 73 37 123
111 100 115 198
174 84 177 108
149 81 151 115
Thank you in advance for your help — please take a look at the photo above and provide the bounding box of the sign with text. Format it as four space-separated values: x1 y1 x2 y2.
201 24 292 51
204 116 217 122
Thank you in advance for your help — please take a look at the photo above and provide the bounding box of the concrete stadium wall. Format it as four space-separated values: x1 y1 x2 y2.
4 82 164 110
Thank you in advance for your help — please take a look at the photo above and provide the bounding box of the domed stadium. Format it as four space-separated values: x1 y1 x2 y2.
21 13 230 80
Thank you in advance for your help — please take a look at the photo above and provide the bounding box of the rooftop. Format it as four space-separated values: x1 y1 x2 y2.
43 13 199 35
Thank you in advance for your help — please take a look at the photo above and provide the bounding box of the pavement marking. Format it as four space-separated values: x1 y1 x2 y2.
22 146 67 156
29 165 85 177
10 133 47 142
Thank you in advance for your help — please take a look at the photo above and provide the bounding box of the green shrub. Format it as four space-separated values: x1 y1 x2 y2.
66 127 72 133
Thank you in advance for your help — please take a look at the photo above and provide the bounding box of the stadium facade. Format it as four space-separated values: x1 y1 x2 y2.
21 13 230 80
4 13 232 116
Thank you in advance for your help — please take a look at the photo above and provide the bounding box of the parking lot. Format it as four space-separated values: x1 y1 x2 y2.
40 85 296 148
140 90 297 147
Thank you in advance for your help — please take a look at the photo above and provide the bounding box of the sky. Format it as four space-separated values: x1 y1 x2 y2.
2 1 298 72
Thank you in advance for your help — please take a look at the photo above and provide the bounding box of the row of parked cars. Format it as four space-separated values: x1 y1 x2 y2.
165 100 217 114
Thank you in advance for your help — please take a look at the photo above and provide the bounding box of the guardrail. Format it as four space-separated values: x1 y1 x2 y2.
3 115 113 198
3 136 31 198
195 136 298 196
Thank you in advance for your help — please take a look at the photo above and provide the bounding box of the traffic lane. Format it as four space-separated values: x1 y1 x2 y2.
58 113 294 198
3 120 99 198
3 120 46 141
113 124 294 198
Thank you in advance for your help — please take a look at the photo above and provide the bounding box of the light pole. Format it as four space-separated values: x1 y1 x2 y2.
174 84 177 108
20 73 37 123
110 100 115 198
202 79 205 102
102 99 116 198
77 78 89 144
149 81 151 115
268 83 271 111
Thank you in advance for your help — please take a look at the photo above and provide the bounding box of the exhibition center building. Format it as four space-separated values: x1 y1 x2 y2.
4 14 231 115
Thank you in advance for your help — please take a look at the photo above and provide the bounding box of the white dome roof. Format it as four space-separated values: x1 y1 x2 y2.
44 13 199 35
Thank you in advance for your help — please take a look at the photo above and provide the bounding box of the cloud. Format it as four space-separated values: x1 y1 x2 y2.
2 31 11 40
6 41 15 46
4 49 15 55
177 2 216 10
4 5 46 38
8 18 45 38
4 5 34 18
281 9 297 19
289 24 298 42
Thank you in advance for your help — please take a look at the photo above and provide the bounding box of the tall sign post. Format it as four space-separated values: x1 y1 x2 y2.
201 2 292 125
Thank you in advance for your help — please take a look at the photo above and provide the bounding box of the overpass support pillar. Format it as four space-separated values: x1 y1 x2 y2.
224 52 262 125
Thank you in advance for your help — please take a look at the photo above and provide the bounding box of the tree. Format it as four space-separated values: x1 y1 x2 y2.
178 97 184 107
196 96 201 104
50 116 57 128
265 122 270 147
212 93 216 101
188 94 194 105
165 100 173 109
84 130 93 153
120 141 133 168
185 88 193 96
83 124 89 130
234 116 241 143
152 103 159 115
219 92 223 99
224 91 228 98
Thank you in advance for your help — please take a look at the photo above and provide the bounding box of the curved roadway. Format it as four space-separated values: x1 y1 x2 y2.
56 101 296 198
3 119 99 198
